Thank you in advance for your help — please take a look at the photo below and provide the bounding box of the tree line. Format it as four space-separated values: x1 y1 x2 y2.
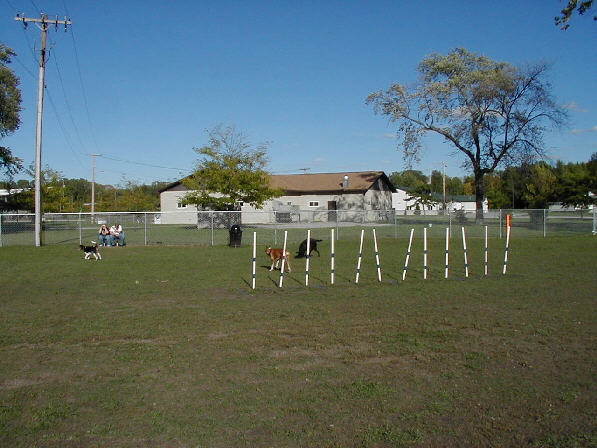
1 168 168 213
2 2 594 216
390 153 597 210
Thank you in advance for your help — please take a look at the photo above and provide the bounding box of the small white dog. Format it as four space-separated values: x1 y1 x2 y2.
79 241 102 260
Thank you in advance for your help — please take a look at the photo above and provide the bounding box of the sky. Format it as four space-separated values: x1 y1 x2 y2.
1 0 596 187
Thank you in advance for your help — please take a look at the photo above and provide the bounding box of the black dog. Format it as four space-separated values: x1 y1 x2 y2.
296 238 322 258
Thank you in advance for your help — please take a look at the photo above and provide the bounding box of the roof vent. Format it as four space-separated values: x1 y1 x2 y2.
342 175 349 189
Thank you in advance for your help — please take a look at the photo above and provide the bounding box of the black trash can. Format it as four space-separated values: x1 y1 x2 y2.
229 224 242 247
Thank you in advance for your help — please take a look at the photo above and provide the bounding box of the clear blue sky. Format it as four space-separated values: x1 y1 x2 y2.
1 0 596 186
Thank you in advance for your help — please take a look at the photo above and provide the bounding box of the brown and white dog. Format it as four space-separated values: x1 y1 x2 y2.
265 246 292 272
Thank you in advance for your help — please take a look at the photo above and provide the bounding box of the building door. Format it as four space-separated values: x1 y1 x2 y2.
328 200 337 222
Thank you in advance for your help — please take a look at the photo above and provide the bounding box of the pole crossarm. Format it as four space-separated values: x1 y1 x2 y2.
15 13 72 30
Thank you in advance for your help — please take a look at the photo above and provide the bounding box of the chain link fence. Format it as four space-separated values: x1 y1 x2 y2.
0 208 595 247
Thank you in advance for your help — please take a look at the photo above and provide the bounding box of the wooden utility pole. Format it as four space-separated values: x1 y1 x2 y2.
15 13 71 246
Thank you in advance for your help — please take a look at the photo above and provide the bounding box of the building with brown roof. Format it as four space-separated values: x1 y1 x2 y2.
158 171 396 224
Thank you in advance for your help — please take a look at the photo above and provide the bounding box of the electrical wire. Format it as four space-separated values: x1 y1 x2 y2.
65 20 102 154
43 87 87 171
99 155 191 173
50 44 88 155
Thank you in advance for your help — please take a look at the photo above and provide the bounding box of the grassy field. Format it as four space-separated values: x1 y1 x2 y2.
1 235 596 447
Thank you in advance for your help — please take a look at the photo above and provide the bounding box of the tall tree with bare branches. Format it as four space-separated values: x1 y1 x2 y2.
366 48 568 221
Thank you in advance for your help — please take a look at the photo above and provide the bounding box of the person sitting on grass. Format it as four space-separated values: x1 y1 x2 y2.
98 224 112 246
109 223 125 246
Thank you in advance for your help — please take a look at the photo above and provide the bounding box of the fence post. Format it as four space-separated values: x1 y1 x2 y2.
593 207 596 235
144 212 148 246
543 209 546 238
274 211 278 245
499 209 503 239
0 214 3 247
78 212 82 244
210 212 214 246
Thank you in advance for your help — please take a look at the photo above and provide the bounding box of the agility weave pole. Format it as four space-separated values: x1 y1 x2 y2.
462 226 469 278
305 229 311 286
278 230 289 288
373 228 382 282
484 226 489 276
402 228 414 281
355 229 365 284
502 224 511 275
445 227 450 279
423 227 429 279
251 231 257 289
330 228 335 285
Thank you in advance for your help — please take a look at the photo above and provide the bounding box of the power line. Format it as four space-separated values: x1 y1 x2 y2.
50 46 88 157
67 21 102 154
43 87 86 170
99 154 191 173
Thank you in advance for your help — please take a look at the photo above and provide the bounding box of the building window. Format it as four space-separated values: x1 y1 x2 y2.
308 201 319 207
177 202 187 209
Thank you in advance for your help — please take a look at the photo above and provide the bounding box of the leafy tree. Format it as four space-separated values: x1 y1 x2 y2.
588 152 597 191
388 170 427 189
366 48 567 222
446 176 465 196
182 125 282 211
41 167 69 212
555 161 595 208
429 170 443 195
406 184 436 212
555 0 595 29
115 180 161 211
484 173 510 209
500 166 529 208
0 44 23 176
522 162 557 209
63 178 90 210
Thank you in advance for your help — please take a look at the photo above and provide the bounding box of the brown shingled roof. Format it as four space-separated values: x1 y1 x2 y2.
269 171 395 194
160 171 396 195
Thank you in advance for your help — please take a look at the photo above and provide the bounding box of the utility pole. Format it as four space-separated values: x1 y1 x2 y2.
89 154 102 215
15 13 71 246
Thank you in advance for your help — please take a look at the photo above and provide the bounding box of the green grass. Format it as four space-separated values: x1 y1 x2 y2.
1 236 596 447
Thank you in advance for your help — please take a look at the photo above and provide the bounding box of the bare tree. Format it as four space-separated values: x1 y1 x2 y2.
366 48 568 221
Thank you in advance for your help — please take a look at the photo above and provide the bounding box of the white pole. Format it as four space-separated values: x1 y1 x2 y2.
402 228 414 281
462 226 469 278
502 224 511 275
305 229 311 286
373 228 381 282
444 226 449 279
330 228 335 285
484 226 489 277
355 228 364 284
423 227 428 279
252 231 257 289
278 230 288 288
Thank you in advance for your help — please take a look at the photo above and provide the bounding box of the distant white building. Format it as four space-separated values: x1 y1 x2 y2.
392 189 488 214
